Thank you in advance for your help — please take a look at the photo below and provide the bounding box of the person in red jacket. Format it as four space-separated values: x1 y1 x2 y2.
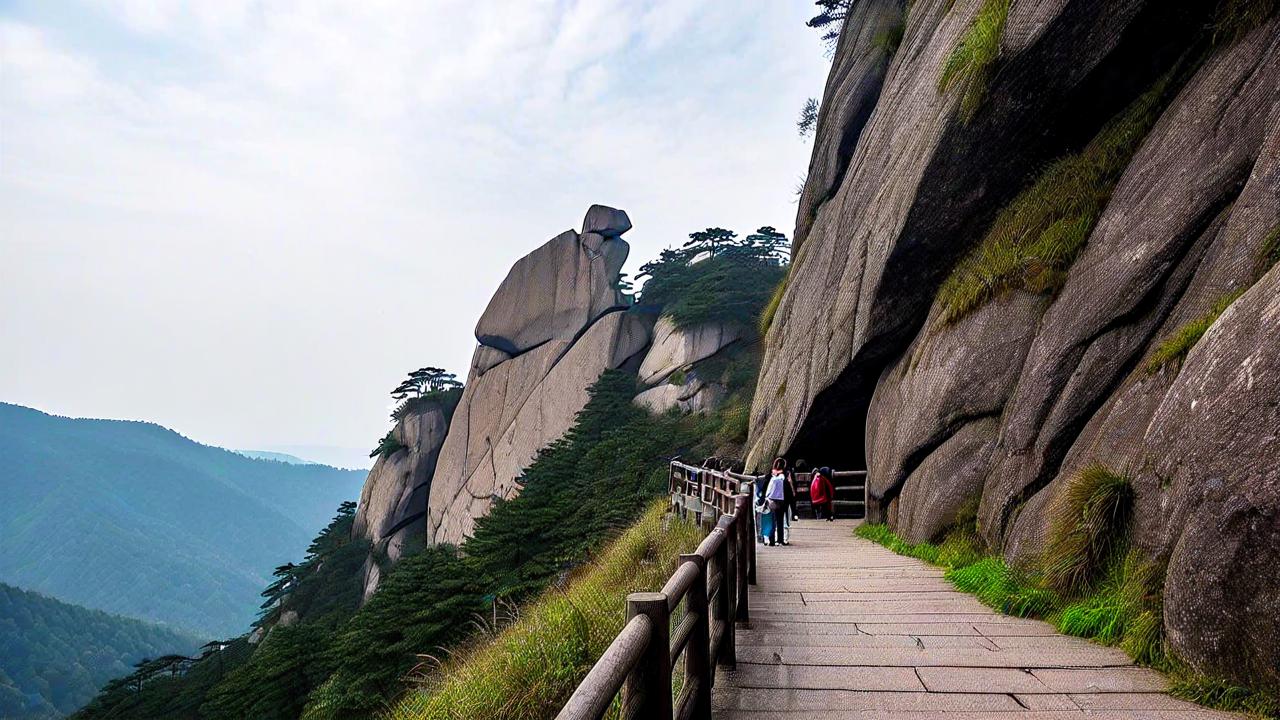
810 466 835 521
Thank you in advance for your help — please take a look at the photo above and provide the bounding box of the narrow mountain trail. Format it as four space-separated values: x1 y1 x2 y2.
712 520 1241 719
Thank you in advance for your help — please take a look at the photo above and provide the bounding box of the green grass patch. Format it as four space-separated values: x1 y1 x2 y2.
1144 290 1244 374
758 273 788 336
1170 674 1280 719
936 76 1175 324
938 0 1009 122
386 503 702 720
947 558 1059 617
1042 464 1135 595
1259 223 1280 275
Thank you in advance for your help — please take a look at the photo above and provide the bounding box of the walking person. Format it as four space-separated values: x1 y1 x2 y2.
765 458 788 546
754 472 772 544
783 462 797 543
810 466 836 521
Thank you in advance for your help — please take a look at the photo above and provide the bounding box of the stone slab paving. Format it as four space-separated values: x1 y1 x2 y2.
711 520 1241 719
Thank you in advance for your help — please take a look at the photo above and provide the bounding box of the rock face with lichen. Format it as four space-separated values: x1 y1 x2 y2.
425 206 652 545
752 0 1280 692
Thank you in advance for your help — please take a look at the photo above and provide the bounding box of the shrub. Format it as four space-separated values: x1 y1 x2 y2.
937 0 1009 122
1144 290 1244 374
387 503 702 720
370 430 406 459
1042 464 1135 595
937 75 1175 324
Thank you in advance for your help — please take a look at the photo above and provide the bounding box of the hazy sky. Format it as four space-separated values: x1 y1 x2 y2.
1 1 831 467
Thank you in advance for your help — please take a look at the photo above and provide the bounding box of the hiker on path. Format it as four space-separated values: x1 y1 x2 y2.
810 466 836 521
765 458 789 546
755 471 772 544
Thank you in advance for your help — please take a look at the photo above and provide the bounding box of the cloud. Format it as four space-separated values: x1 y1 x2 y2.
0 1 829 452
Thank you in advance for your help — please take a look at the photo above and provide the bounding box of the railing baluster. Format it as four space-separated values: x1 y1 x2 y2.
733 494 750 623
679 553 712 720
716 517 736 669
623 592 672 720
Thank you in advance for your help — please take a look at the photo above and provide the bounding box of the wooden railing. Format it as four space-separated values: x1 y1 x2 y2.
555 462 757 720
794 470 868 519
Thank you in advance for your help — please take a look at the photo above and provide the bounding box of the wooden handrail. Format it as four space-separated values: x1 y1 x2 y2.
555 463 758 720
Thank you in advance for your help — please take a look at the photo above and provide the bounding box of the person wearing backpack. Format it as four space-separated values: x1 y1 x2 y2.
810 466 836 521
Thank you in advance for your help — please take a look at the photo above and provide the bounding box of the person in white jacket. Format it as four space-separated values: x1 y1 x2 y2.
765 458 789 546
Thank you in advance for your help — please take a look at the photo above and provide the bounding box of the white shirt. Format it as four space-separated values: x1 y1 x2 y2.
766 472 787 501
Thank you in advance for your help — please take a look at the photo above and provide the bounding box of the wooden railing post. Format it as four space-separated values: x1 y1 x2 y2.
733 494 750 623
718 520 737 669
623 592 671 720
680 553 712 720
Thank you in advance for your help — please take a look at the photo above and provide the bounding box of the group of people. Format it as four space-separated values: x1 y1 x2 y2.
755 458 836 546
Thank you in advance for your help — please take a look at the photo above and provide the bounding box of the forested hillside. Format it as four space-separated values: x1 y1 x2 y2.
0 583 201 719
0 403 366 636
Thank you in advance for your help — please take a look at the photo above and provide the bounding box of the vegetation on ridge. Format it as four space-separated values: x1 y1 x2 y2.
937 0 1009 122
637 226 789 331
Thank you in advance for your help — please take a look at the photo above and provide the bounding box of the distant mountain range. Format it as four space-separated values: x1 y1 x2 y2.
0 582 202 719
0 402 367 637
234 449 316 465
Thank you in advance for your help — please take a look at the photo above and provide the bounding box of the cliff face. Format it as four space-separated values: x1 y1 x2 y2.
753 0 1279 691
425 206 652 545
352 401 450 600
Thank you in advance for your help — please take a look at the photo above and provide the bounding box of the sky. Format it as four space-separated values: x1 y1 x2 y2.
0 0 832 468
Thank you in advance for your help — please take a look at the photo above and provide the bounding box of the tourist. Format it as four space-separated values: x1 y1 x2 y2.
810 466 836 521
754 473 772 544
765 458 788 546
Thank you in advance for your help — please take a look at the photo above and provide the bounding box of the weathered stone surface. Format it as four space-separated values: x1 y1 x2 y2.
352 401 450 600
792 0 904 253
474 215 629 354
633 375 726 415
581 204 631 238
1145 263 1280 691
470 345 511 377
979 21 1280 544
428 310 650 544
638 316 741 385
748 0 1189 470
867 291 1045 536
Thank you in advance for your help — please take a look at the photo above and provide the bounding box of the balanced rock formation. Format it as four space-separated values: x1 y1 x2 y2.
352 400 450 601
475 205 631 354
427 207 651 545
752 0 1280 691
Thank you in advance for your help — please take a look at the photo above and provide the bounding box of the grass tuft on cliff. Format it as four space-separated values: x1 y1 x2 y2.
1143 290 1244 375
1259 223 1280 275
758 274 789 336
936 75 1175 324
1042 464 1134 595
937 0 1009 122
386 502 702 720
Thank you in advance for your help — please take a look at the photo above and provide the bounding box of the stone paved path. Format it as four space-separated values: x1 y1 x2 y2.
712 519 1241 719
